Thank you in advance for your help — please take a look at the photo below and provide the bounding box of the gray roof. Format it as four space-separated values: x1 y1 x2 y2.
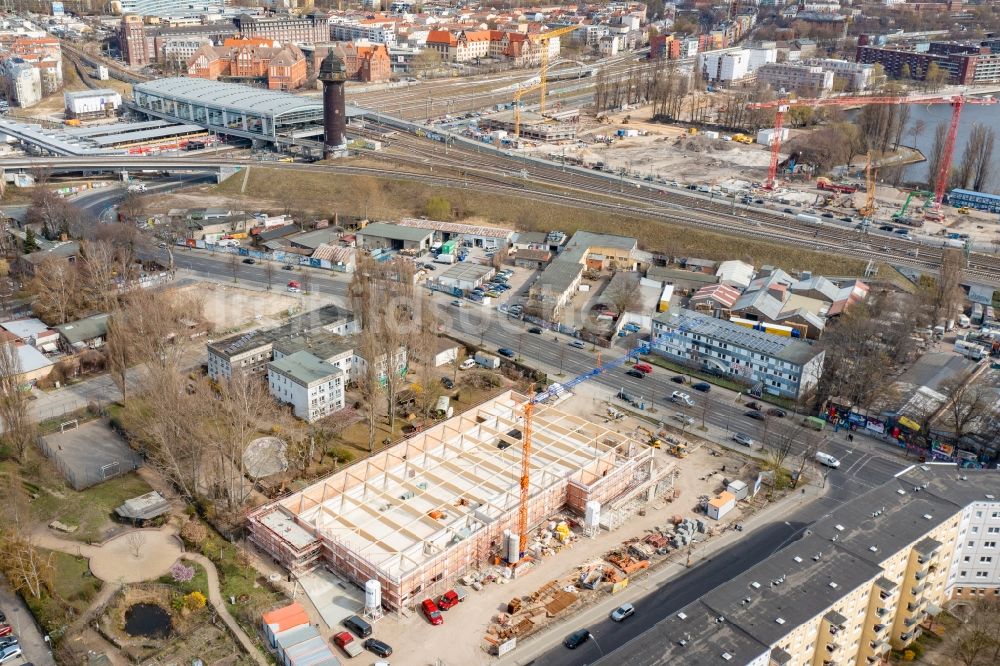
90 124 205 147
1 318 50 341
115 491 171 520
514 231 549 245
534 261 583 297
274 332 356 361
134 77 324 121
358 222 435 243
21 241 80 265
791 275 840 303
438 262 495 282
647 266 720 285
968 284 994 306
209 305 355 359
560 230 637 264
16 344 53 374
288 228 341 250
64 88 119 102
733 290 784 320
54 313 109 346
268 350 342 386
596 465 1000 666
655 308 822 366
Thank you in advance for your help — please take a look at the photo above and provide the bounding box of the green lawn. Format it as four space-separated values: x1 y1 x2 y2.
27 468 153 543
23 550 102 642
157 561 210 598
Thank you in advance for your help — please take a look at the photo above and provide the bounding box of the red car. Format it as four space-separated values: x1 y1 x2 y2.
0 624 11 638
421 598 443 625
437 588 466 610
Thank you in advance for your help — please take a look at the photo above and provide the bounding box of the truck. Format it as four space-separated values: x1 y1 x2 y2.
955 338 987 360
437 586 468 609
332 631 364 658
796 213 822 225
127 182 147 193
434 253 457 265
816 177 858 194
474 351 500 369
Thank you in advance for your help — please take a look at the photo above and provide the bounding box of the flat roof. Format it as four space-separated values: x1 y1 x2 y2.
596 465 1000 666
397 217 515 240
655 308 822 366
264 391 642 579
134 77 325 120
268 350 342 386
209 305 354 360
90 123 205 146
438 262 495 282
359 222 435 243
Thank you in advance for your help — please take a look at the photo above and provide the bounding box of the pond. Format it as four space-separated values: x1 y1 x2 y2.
124 603 172 639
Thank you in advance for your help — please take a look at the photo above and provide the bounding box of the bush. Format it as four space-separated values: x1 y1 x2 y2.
180 519 208 546
184 591 207 610
423 196 451 220
903 650 915 661
329 446 354 464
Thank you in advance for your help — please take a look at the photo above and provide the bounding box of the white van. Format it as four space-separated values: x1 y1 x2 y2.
815 452 841 468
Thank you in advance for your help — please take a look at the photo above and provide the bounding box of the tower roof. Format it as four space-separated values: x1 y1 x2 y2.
318 50 346 81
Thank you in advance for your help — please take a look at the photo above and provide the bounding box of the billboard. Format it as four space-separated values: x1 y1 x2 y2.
52 1 64 15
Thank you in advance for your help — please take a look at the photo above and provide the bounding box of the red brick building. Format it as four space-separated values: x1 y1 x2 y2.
315 42 390 82
186 40 307 90
120 15 152 67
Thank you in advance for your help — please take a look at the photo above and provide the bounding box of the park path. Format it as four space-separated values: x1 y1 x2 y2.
34 528 268 666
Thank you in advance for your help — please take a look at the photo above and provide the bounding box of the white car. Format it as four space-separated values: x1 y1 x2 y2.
671 391 694 407
815 452 841 468
0 645 22 664
672 412 695 426
459 358 477 370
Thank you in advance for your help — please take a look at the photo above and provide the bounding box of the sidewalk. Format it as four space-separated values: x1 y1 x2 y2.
501 479 830 666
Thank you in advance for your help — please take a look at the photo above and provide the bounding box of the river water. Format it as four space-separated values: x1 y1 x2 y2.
899 103 1000 193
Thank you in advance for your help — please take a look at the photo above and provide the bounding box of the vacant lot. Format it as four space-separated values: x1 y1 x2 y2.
174 281 308 332
208 167 867 277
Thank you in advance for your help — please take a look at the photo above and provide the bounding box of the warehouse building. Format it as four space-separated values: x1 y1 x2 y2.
247 391 666 612
355 222 434 253
434 262 495 292
396 218 515 250
595 464 1000 666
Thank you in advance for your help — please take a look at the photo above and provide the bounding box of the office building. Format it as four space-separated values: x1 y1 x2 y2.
116 0 224 18
234 11 329 46
756 62 834 94
267 350 345 422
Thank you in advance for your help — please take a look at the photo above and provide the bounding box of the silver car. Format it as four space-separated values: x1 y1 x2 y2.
733 433 754 447
610 603 635 622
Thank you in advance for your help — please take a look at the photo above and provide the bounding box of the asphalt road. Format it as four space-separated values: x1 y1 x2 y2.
520 446 907 666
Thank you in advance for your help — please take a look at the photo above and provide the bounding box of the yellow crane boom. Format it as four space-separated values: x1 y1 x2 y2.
512 25 581 137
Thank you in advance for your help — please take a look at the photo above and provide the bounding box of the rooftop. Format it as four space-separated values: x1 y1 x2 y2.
273 332 356 362
397 217 515 240
596 465 1000 666
437 262 495 283
115 491 171 521
268 350 342 387
134 77 325 120
54 313 109 346
359 222 435 243
209 305 355 360
654 308 822 366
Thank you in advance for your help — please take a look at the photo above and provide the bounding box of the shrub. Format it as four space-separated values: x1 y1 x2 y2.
170 562 195 583
902 650 915 661
184 591 207 610
180 519 208 545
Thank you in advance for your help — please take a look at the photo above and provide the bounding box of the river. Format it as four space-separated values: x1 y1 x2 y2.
898 102 1000 193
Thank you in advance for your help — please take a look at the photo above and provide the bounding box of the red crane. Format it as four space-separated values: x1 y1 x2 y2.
747 94 997 204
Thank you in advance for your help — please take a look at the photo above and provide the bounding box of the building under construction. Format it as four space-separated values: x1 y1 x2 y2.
248 391 663 612
481 110 578 141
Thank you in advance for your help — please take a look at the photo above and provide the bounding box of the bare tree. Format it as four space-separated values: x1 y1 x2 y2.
605 273 642 318
105 314 134 403
939 374 992 438
126 532 146 558
228 253 239 283
908 118 926 149
0 475 53 599
210 373 276 512
264 261 274 291
27 256 84 325
80 239 121 313
920 248 965 324
0 342 34 463
298 268 312 294
961 123 997 192
925 122 949 191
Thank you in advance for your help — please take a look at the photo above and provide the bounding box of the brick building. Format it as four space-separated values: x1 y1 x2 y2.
120 14 152 67
234 11 329 46
856 41 1000 85
186 40 307 90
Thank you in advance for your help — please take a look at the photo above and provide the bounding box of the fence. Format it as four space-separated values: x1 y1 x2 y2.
190 241 351 273
35 430 141 491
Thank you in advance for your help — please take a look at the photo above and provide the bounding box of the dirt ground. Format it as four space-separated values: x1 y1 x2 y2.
176 282 307 333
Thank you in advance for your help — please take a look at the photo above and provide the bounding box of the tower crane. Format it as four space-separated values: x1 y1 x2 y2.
747 94 997 204
511 25 581 138
515 318 691 557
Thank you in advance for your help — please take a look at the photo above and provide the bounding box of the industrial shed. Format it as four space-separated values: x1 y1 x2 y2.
248 391 663 613
435 262 495 291
355 222 434 252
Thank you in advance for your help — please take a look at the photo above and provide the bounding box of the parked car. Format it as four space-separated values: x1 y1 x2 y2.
282 264 295 270
692 382 712 392
821 212 834 218
671 375 686 384
570 340 586 349
0 645 21 664
733 433 754 447
783 207 794 214
343 615 372 638
437 587 467 610
423 263 436 271
745 410 765 421
451 300 463 307
241 257 255 264
746 401 761 411
528 327 543 334
634 363 652 374
673 413 695 426
0 627 10 639
626 369 645 379
878 225 895 232
497 348 515 358
610 603 635 622
564 629 592 649
441 377 454 389
0 638 15 650
421 598 444 625
459 358 477 370
767 408 787 418
364 638 393 658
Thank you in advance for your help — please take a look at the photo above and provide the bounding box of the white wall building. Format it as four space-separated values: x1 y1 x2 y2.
4 59 41 107
267 350 345 422
329 18 398 46
652 308 825 399
948 500 1000 596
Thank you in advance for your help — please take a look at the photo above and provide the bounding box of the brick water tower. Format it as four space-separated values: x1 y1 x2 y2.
319 50 347 159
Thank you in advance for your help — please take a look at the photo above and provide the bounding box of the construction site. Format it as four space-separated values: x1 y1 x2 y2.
247 390 675 614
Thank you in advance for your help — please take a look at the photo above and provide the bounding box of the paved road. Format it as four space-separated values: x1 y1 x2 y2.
513 447 907 666
0 581 55 666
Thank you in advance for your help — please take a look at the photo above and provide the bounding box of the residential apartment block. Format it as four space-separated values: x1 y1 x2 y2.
806 57 876 90
0 35 63 106
755 62 834 94
595 465 1000 666
267 350 345 422
856 41 1000 85
329 17 397 46
207 305 357 381
651 308 825 398
234 11 329 46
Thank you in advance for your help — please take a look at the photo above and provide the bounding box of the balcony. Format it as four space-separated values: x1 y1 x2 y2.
910 582 927 596
873 623 887 633
907 599 925 613
914 569 928 581
905 613 925 627
870 639 889 653
875 607 889 617
826 643 841 653
900 631 915 642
